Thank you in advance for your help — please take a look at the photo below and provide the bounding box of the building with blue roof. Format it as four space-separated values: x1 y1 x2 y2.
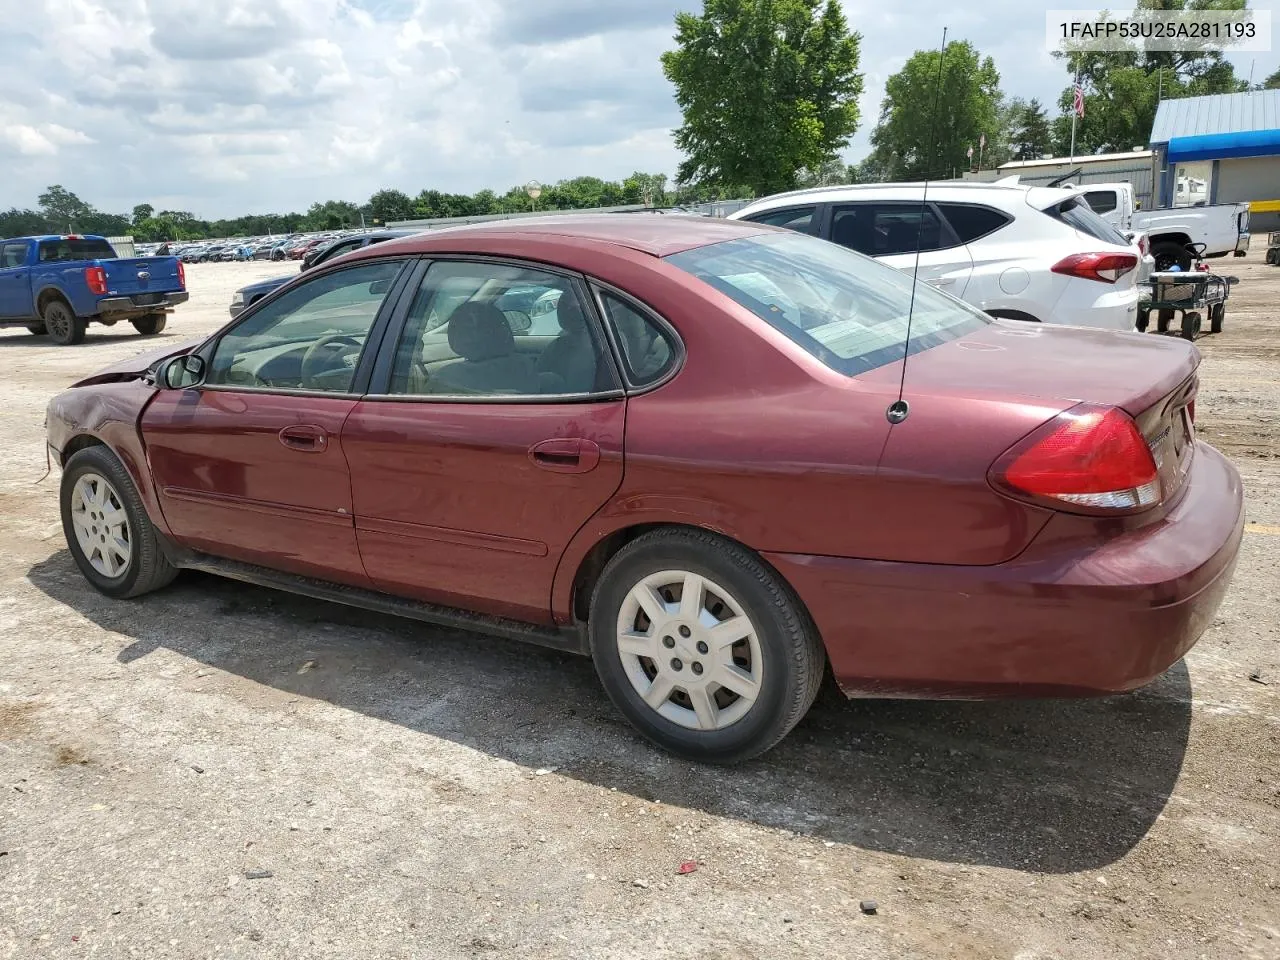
1150 89 1280 230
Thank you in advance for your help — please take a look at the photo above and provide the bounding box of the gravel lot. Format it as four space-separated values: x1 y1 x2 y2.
1 253 1277 960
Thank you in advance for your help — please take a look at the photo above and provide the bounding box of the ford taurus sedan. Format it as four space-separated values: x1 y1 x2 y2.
44 216 1244 763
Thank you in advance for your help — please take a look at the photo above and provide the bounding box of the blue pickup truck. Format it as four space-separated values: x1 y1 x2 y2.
0 235 188 345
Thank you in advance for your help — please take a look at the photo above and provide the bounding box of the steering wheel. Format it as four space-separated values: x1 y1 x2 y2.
300 334 363 388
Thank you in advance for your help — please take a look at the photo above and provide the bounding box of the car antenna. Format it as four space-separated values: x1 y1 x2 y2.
887 26 948 426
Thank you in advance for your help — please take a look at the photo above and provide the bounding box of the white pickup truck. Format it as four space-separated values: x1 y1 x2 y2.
1064 182 1250 271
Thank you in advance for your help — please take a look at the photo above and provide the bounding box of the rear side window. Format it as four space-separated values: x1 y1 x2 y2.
829 204 953 257
1048 197 1130 246
0 242 27 268
597 292 678 387
742 206 818 235
1082 191 1118 215
936 204 1011 244
37 238 116 262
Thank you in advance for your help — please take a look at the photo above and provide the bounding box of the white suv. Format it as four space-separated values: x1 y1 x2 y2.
729 182 1142 330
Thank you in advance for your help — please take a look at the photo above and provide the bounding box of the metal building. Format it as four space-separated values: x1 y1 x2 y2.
1150 89 1280 231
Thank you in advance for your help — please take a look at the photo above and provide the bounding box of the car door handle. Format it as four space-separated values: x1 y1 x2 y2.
278 424 328 453
528 438 601 474
927 277 956 286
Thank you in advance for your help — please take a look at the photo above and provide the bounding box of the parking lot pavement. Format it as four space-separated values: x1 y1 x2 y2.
1 259 1278 960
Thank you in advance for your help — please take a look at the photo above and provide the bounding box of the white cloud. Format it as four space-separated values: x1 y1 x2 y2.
0 0 1276 217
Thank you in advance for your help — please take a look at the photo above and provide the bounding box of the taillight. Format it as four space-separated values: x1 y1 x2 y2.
177 260 186 289
990 405 1160 513
84 266 107 295
1187 400 1196 423
1051 252 1138 283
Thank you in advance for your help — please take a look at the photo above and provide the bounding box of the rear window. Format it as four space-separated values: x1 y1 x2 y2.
37 238 116 262
665 232 988 377
1047 197 1130 246
1082 190 1118 215
937 203 1012 243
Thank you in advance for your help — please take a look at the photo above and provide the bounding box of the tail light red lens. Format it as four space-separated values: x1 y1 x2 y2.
84 266 108 295
1051 252 1139 283
177 260 186 289
991 405 1160 513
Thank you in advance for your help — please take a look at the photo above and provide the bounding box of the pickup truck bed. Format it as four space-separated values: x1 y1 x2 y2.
0 235 188 345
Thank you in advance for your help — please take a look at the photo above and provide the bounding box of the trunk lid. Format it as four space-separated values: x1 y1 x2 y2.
894 320 1200 507
100 255 184 296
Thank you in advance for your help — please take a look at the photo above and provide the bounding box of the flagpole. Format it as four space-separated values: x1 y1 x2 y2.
1069 55 1079 163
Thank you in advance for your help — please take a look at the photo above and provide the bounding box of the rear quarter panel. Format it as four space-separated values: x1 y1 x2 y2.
31 262 97 316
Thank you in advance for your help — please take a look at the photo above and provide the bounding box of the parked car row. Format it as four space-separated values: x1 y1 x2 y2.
136 230 381 265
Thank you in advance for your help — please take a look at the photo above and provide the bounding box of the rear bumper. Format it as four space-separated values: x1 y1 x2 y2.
1049 280 1140 331
766 441 1244 698
98 291 189 316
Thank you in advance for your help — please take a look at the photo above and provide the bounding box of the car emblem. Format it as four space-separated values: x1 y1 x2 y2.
137 270 150 280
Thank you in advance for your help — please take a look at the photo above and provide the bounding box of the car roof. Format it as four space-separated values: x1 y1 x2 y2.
367 214 772 258
736 181 1078 218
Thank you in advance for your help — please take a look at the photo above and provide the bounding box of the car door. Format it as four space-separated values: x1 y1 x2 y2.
140 258 412 585
342 259 626 624
827 202 974 298
0 241 32 318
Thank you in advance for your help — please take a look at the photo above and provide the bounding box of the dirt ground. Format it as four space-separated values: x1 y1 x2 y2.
1 252 1277 960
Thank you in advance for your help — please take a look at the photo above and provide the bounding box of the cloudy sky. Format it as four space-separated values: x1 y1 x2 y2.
2 0 1278 219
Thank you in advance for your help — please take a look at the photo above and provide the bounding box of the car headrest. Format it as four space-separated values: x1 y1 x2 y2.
556 292 587 334
448 302 515 361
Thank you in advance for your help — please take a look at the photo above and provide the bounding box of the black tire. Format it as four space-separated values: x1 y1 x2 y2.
1181 310 1200 341
60 446 178 600
1267 248 1279 266
131 314 167 336
588 528 825 763
1210 302 1225 334
25 322 45 335
1135 308 1149 332
1156 309 1174 333
1153 241 1193 273
42 298 85 345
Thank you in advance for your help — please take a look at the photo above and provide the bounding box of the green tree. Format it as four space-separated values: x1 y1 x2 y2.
37 185 95 232
795 158 854 187
1008 98 1054 161
1262 66 1280 89
1051 0 1249 154
131 203 154 224
869 40 1002 180
368 189 414 225
661 0 862 197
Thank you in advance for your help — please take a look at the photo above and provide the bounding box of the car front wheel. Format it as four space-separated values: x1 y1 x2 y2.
589 529 824 763
60 446 178 599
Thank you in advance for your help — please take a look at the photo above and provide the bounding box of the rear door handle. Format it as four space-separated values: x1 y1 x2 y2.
528 438 601 474
278 424 328 452
927 276 956 286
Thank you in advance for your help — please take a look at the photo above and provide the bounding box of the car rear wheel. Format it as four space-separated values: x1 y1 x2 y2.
589 529 824 763
60 446 178 599
43 299 85 345
131 314 167 335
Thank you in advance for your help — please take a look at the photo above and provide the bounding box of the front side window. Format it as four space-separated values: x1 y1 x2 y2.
387 261 616 398
208 260 403 392
829 203 954 257
665 231 988 377
742 206 819 235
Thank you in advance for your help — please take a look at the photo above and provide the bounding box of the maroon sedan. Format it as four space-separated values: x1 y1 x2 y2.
44 216 1244 762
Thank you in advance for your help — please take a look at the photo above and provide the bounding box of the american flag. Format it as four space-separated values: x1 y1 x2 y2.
1073 83 1085 118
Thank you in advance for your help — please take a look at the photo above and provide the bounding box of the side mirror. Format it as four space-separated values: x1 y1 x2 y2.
368 278 392 295
158 354 205 390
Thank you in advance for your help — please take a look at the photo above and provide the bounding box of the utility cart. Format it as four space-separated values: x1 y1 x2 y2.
1265 231 1280 265
1135 242 1236 341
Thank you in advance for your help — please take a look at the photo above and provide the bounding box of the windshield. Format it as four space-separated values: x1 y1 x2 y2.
664 232 989 376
